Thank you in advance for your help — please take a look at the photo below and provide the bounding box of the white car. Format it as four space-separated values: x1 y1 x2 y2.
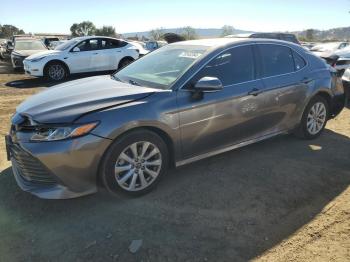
127 41 150 56
23 36 139 81
310 42 349 57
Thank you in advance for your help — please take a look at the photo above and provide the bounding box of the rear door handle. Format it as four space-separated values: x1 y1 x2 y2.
248 88 263 96
93 52 99 55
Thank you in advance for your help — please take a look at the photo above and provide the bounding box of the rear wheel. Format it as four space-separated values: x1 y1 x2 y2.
45 62 68 81
101 129 169 196
294 95 329 139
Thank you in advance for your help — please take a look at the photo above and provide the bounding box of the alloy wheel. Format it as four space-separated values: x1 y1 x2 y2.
48 64 65 81
115 141 162 191
306 102 327 135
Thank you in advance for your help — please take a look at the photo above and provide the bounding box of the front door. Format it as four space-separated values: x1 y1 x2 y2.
178 45 273 159
68 39 99 73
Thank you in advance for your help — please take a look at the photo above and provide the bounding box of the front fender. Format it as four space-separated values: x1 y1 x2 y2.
76 91 182 160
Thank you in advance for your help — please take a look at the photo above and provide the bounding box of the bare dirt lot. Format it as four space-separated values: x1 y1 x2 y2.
0 59 349 262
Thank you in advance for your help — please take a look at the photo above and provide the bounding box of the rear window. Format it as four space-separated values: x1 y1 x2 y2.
293 51 306 70
258 44 295 77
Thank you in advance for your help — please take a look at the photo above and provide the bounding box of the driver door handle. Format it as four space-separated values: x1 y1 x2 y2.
248 88 263 96
93 52 99 55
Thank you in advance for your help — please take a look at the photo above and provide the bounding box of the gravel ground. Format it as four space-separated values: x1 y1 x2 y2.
0 59 349 262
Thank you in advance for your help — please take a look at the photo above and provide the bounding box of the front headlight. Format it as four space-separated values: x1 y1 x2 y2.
30 122 98 141
29 56 46 62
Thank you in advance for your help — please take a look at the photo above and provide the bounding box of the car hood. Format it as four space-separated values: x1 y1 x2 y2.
16 75 158 124
25 50 61 60
13 49 48 57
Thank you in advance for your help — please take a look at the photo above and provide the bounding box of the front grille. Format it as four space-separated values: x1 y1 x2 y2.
11 144 58 186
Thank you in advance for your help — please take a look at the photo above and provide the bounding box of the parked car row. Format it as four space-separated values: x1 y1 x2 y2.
23 36 140 81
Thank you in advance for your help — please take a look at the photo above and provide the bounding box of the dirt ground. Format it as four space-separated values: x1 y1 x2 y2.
0 59 349 262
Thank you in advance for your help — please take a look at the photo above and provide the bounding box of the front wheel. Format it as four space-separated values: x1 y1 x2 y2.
101 129 169 196
45 62 68 82
295 95 329 139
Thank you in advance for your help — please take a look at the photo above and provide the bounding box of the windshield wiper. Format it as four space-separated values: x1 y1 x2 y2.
111 75 123 82
128 79 141 86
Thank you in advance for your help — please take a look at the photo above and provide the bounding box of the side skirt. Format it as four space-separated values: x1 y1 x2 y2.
175 130 288 167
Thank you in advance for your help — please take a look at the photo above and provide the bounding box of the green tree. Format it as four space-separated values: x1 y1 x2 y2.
70 21 96 37
221 25 234 37
181 26 197 40
306 29 315 41
95 26 116 37
0 24 25 38
149 28 164 40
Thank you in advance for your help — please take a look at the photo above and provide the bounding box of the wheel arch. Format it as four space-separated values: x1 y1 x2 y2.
43 59 70 75
96 125 176 187
118 56 135 69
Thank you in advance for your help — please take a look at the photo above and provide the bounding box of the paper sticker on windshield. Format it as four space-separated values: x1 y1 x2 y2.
179 51 203 59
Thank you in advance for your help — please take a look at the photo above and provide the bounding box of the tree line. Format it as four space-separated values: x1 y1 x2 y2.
0 24 25 38
0 22 261 41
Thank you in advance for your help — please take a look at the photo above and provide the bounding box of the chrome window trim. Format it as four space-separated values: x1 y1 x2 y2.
176 41 310 91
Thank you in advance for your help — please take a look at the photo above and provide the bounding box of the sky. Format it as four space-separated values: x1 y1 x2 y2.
1 0 350 34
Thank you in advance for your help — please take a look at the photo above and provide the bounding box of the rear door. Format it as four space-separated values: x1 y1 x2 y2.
104 39 128 70
95 38 114 71
256 44 309 131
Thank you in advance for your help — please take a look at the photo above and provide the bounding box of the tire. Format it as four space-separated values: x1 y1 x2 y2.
118 57 134 69
101 129 169 196
45 62 68 82
294 95 329 139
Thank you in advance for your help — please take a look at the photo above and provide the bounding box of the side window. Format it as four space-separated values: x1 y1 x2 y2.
107 39 128 49
101 39 108 49
258 44 295 77
293 51 306 70
192 45 255 86
75 39 99 51
89 39 99 50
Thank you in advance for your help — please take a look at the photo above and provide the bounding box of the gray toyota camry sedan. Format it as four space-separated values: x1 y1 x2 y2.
6 38 345 199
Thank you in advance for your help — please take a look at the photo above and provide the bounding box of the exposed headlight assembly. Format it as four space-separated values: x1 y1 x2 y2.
30 122 99 141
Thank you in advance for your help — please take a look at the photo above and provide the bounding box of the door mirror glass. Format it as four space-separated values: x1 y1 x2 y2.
194 76 223 92
72 47 80 52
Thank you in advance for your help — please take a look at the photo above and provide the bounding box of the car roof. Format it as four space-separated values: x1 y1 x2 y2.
71 36 124 41
171 38 300 49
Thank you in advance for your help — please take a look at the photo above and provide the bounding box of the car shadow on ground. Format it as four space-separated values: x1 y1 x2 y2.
0 129 349 261
4 70 116 89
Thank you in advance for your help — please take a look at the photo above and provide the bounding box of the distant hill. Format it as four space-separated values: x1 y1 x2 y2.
295 27 350 41
122 28 253 39
122 26 350 41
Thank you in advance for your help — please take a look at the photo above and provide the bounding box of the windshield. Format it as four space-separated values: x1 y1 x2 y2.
15 41 46 50
114 44 209 89
55 39 79 51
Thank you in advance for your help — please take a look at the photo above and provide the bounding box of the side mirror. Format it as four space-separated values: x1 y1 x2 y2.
72 47 80 52
193 76 223 92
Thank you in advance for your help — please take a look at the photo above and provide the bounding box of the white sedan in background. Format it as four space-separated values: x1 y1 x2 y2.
310 42 349 57
23 36 139 81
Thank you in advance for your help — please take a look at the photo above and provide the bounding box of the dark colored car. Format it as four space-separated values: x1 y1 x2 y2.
226 33 300 45
6 38 345 199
